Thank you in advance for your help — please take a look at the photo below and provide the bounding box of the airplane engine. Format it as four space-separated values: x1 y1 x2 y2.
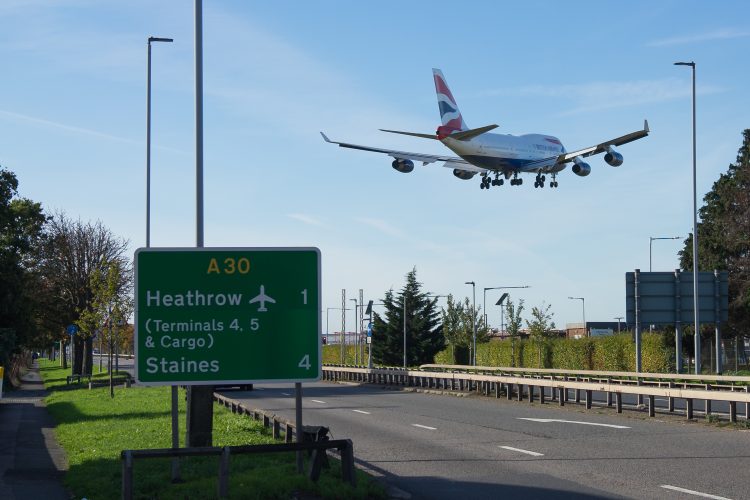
604 148 623 167
453 169 477 180
572 156 591 177
391 159 414 173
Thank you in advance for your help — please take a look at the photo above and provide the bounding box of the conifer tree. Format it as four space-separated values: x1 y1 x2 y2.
372 268 443 366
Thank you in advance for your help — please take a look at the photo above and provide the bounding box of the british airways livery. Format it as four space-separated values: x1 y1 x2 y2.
322 69 649 190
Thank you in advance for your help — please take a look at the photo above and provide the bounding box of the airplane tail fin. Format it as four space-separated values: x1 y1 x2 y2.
433 68 468 135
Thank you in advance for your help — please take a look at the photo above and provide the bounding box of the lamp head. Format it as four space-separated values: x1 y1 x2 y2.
674 61 695 67
149 36 174 43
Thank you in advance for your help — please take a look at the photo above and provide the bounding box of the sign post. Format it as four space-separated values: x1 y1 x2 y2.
135 247 321 385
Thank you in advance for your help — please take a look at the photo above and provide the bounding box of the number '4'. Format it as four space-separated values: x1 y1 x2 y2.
298 354 311 370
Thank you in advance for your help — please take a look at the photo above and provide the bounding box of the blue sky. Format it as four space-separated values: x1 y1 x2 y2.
3 1 749 333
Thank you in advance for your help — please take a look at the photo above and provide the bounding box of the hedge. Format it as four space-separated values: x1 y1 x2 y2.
433 333 673 372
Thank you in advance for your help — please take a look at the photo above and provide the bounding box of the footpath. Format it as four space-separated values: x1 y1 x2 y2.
0 362 70 499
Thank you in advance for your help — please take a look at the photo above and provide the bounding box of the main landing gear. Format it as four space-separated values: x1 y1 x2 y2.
534 173 559 188
479 173 504 190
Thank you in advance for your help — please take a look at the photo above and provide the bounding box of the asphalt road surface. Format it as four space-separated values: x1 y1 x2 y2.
223 381 750 500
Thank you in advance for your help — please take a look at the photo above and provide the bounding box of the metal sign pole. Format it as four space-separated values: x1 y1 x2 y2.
295 382 303 473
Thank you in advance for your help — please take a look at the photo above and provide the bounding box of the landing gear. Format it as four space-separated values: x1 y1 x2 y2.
479 173 504 190
510 174 523 186
549 173 559 188
534 173 546 188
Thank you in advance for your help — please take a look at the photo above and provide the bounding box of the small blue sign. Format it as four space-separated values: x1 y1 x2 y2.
66 324 78 336
367 322 373 336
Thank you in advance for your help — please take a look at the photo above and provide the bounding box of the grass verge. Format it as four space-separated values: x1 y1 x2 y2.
38 359 384 499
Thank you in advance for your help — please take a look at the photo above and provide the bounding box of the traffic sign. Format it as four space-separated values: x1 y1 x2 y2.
367 322 373 336
135 247 321 385
67 324 78 336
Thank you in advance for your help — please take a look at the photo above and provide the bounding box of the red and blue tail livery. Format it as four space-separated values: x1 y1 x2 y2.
321 69 649 190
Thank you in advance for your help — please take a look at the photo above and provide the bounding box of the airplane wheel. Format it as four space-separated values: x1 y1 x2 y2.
499 179 504 185
534 182 539 188
542 175 546 182
518 178 523 185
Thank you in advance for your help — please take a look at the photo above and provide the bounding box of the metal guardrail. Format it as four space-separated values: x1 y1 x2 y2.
322 365 750 422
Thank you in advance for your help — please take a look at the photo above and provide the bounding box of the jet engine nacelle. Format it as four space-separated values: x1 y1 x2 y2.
572 156 591 177
453 169 477 180
391 158 414 173
604 147 623 167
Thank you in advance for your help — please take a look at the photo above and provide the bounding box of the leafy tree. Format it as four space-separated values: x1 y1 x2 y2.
37 213 130 375
504 297 525 367
679 130 750 348
526 302 555 368
439 295 489 364
372 268 443 366
0 167 47 376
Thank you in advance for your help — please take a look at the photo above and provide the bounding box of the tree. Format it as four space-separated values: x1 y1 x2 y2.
37 213 131 376
0 167 47 377
372 268 443 366
504 297 525 367
526 302 555 368
679 130 750 350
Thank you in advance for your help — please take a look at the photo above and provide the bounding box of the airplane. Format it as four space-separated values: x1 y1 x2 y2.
249 285 276 312
321 68 649 190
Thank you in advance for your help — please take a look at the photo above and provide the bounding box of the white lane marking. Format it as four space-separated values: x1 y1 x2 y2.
660 484 733 500
311 399 326 404
412 424 437 430
518 418 630 429
499 446 544 457
352 410 371 415
281 392 291 396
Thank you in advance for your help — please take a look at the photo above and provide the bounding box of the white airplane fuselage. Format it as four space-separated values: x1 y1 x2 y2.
441 133 567 174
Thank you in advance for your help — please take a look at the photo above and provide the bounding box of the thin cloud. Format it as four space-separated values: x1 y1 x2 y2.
353 217 405 238
647 28 750 47
287 213 325 227
0 109 187 154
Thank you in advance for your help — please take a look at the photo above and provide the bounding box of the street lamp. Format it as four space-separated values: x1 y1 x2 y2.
146 36 173 248
614 316 624 334
675 61 700 374
483 286 530 331
465 281 476 365
403 296 408 369
568 297 586 337
649 236 681 272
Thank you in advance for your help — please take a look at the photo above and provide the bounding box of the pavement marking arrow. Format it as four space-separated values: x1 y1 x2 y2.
518 418 630 429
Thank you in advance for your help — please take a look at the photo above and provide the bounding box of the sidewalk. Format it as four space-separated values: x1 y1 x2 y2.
0 362 70 499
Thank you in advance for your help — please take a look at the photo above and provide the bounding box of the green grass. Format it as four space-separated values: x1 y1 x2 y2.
38 359 385 499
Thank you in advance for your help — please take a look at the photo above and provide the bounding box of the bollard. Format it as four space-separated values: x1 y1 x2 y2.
686 398 693 419
507 383 513 400
575 389 580 404
558 387 565 406
729 401 737 423
606 378 613 406
540 386 546 404
585 390 592 410
273 418 280 439
615 393 622 413
528 385 534 403
517 384 523 402
285 423 294 443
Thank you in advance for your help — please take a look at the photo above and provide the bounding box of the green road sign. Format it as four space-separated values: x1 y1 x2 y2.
135 247 321 385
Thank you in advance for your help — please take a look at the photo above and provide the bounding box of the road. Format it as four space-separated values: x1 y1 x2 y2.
223 381 750 500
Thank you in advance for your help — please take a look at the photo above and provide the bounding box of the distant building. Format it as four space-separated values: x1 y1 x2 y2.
565 321 626 339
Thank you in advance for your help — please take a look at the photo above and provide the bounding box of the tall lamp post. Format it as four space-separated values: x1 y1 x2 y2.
568 297 586 337
146 34 176 480
484 286 530 331
649 236 681 272
403 296 408 369
465 281 476 365
146 36 173 248
675 61 700 374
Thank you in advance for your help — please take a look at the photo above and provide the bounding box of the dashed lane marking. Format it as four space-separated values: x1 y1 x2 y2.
412 424 437 430
660 484 732 500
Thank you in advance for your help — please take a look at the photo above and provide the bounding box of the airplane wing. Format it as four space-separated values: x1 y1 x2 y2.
320 132 468 166
557 120 650 163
